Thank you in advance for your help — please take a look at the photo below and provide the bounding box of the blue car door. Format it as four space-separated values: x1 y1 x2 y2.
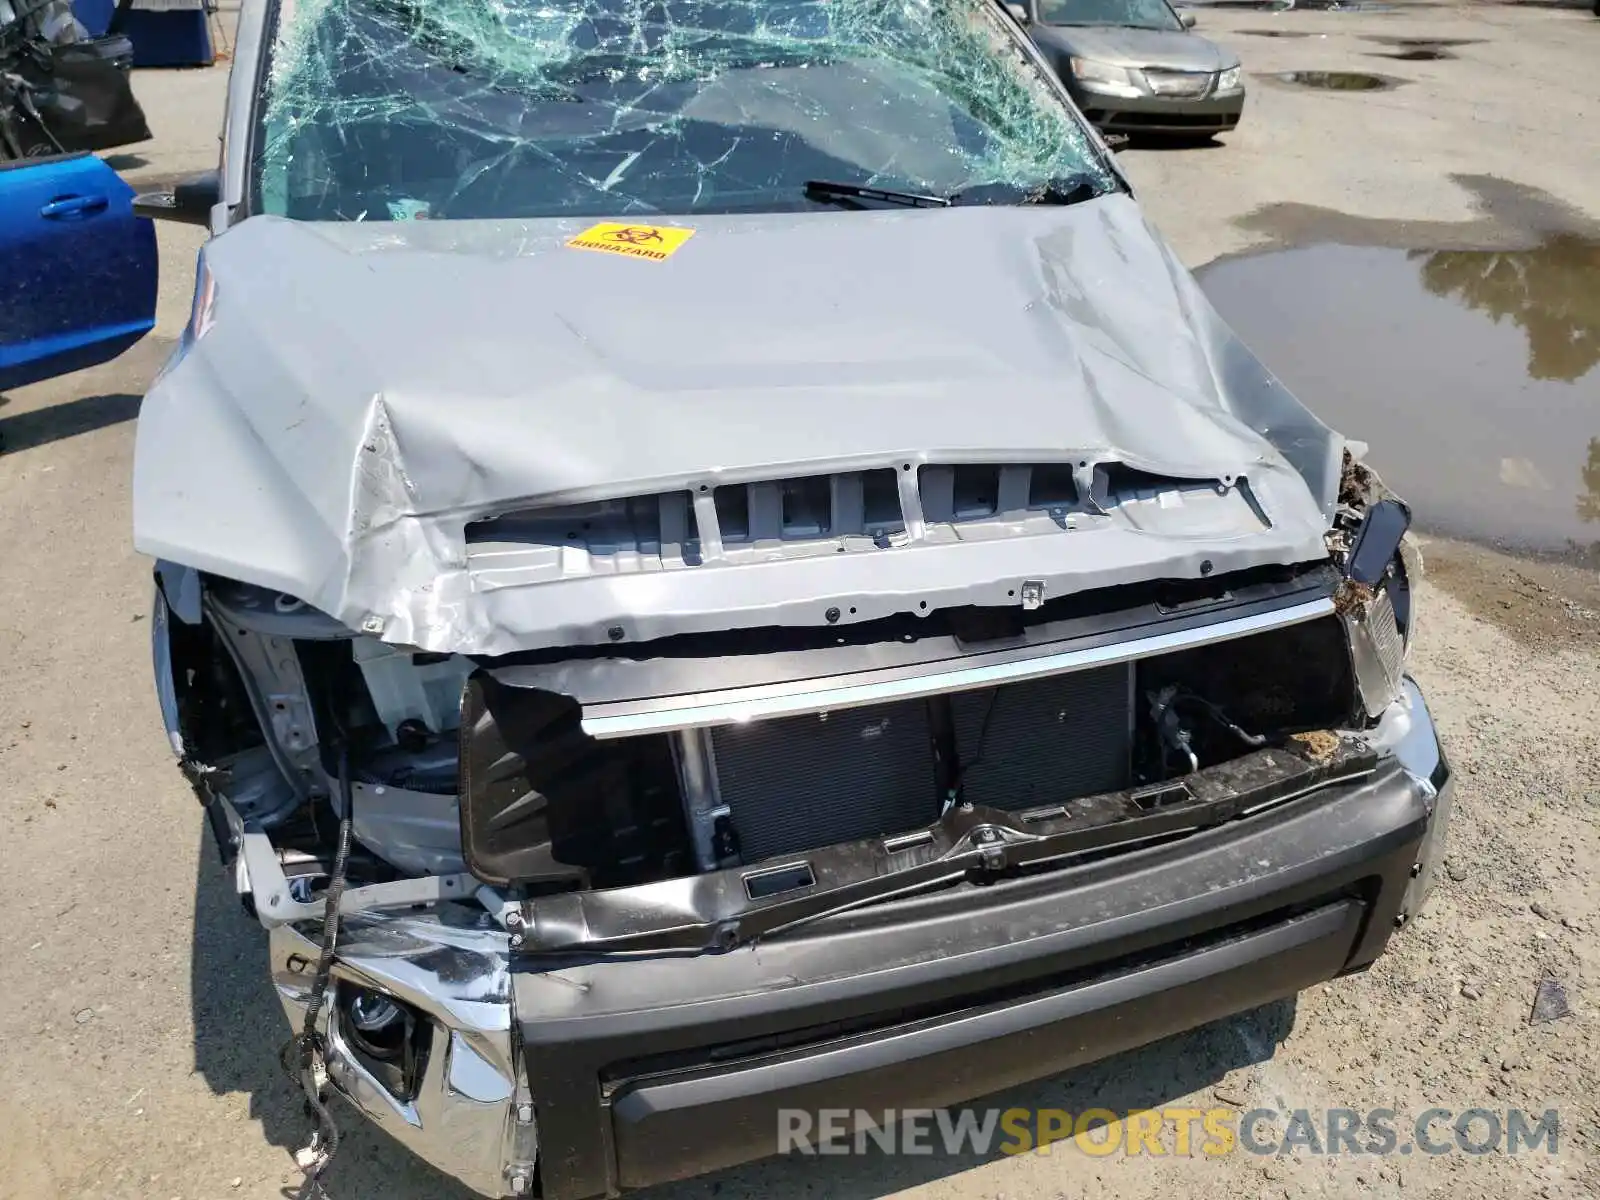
0 152 158 392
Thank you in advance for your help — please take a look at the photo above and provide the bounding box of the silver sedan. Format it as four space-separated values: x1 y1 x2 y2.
1009 0 1246 140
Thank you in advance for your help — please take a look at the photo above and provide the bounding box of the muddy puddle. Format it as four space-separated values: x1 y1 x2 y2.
1363 34 1483 45
1371 47 1453 59
1197 239 1600 558
1361 35 1477 58
1267 69 1404 89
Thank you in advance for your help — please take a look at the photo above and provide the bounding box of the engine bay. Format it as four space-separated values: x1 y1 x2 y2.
162 560 1363 905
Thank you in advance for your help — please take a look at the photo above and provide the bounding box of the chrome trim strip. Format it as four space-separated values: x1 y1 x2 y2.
581 596 1335 738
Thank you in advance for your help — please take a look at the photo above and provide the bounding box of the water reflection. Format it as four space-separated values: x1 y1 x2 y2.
1410 238 1600 383
1410 239 1600 526
1580 439 1600 524
1196 238 1600 555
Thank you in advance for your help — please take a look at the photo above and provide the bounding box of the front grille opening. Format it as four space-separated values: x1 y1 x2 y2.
462 459 1258 580
919 463 1015 525
861 469 905 534
714 471 906 544
951 464 1000 520
459 574 1355 892
1028 463 1079 509
713 484 751 542
781 476 832 536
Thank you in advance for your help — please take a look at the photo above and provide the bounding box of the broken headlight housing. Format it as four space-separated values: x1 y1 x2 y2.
1338 496 1417 719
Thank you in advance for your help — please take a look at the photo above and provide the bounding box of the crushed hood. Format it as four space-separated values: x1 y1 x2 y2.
133 195 1344 655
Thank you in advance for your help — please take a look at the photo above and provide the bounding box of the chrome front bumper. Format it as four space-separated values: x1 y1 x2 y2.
253 679 1448 1200
267 912 535 1196
1071 81 1246 132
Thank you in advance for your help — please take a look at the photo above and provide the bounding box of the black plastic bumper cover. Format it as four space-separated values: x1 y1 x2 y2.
516 759 1437 1200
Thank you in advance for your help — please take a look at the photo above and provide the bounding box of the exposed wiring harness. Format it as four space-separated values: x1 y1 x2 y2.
943 688 1000 812
1175 690 1269 748
278 746 354 1198
1149 685 1268 777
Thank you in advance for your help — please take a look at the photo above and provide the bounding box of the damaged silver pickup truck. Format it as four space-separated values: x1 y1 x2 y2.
131 0 1450 1193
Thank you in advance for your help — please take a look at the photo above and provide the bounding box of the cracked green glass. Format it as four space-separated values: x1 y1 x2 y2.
256 0 1113 220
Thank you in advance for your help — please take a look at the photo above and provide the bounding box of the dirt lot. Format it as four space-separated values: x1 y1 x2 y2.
1 3 1598 1198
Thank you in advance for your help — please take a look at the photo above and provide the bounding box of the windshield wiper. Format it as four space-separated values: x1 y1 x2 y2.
805 175 1109 212
804 179 953 209
954 174 1109 207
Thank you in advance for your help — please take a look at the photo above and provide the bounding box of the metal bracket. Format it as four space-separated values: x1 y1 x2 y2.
237 818 476 928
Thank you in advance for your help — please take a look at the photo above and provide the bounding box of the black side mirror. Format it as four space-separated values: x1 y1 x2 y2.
1180 10 1198 26
134 168 219 227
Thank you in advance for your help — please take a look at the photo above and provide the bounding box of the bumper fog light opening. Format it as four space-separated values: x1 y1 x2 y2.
345 988 406 1060
335 983 432 1100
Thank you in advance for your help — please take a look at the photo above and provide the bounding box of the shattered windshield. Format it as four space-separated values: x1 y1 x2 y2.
255 0 1115 221
1035 0 1181 29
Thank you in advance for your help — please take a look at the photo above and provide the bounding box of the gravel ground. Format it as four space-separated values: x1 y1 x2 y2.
1 3 1597 1198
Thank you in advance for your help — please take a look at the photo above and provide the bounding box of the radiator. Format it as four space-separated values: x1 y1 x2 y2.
711 699 938 864
948 665 1132 811
708 665 1134 863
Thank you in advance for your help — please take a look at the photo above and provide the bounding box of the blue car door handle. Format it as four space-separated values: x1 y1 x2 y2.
39 193 110 219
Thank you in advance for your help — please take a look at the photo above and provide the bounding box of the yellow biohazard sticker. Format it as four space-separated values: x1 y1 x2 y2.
565 222 695 263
